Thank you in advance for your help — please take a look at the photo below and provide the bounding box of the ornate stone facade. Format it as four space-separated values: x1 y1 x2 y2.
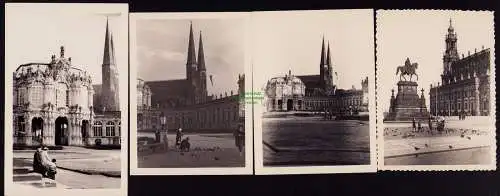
13 19 122 147
429 19 491 116
263 70 306 111
137 78 160 131
13 48 94 146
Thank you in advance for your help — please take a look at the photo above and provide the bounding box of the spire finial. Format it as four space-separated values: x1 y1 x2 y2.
60 46 65 57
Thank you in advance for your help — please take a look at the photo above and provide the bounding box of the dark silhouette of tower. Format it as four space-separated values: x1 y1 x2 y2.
443 18 459 76
184 23 208 105
101 18 120 112
319 37 336 95
197 31 208 103
319 36 326 89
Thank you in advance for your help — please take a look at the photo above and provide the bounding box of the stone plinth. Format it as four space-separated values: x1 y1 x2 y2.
384 81 430 122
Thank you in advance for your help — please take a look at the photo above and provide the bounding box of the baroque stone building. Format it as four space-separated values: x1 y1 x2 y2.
429 19 491 116
137 23 245 133
263 37 369 115
13 19 122 147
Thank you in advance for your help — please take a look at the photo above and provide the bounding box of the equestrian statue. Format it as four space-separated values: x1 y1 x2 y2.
396 57 419 81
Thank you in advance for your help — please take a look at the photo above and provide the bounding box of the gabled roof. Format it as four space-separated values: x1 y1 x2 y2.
296 74 321 89
145 79 191 108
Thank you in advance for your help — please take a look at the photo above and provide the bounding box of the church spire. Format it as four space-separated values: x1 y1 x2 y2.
101 17 119 112
198 31 206 71
320 36 326 65
448 18 454 32
103 17 116 66
326 42 331 66
186 21 197 66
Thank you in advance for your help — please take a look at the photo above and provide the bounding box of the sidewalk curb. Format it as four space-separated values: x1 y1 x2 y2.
385 145 491 158
56 166 121 178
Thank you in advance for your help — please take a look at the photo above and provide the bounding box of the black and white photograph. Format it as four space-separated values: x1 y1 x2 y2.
4 3 128 195
376 10 496 170
130 13 252 175
252 10 376 174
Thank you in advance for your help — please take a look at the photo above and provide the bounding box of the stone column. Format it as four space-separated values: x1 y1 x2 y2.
25 115 32 146
48 119 54 145
42 119 48 146
68 118 74 146
474 76 480 116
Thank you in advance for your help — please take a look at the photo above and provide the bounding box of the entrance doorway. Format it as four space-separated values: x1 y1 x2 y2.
55 117 69 146
277 100 283 111
82 120 89 145
287 99 293 111
32 117 44 145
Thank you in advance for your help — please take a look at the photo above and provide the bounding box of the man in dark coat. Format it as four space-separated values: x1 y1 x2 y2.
412 118 416 132
176 128 183 148
33 147 43 174
235 124 245 155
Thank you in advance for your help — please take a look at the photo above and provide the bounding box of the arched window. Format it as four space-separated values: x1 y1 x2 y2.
93 121 103 137
106 121 115 136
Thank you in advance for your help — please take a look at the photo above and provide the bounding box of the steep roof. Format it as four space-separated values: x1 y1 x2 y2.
145 79 191 108
296 75 321 89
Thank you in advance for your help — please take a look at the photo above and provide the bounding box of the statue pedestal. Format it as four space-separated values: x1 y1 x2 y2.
384 81 430 122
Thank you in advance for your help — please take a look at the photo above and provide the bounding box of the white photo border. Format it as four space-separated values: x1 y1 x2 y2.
129 12 254 175
375 9 496 171
4 3 129 196
251 9 377 175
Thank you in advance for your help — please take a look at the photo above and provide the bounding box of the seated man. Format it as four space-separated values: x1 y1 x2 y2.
33 147 43 174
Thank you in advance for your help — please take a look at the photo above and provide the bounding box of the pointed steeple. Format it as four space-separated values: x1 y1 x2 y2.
101 17 119 112
103 17 116 66
186 21 197 66
326 42 332 66
198 31 206 71
448 18 454 32
320 36 326 65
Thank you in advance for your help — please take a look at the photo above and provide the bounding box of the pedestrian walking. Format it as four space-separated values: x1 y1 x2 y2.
428 116 433 134
155 129 161 143
176 128 183 148
417 120 422 132
163 130 169 151
412 118 416 132
234 124 245 155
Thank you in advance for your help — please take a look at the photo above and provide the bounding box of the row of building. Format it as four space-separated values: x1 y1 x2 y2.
429 19 491 117
137 23 245 133
262 38 369 115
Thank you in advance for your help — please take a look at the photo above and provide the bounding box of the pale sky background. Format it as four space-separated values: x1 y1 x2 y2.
377 10 495 113
135 19 245 97
5 4 128 85
252 10 375 91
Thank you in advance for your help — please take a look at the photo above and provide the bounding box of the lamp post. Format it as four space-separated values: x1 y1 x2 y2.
160 113 168 151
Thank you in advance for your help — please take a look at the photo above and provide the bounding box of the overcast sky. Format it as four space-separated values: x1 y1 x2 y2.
252 9 375 91
377 10 495 114
5 4 128 85
135 18 245 97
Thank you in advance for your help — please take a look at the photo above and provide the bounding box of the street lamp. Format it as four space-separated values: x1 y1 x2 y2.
160 113 167 132
160 112 168 151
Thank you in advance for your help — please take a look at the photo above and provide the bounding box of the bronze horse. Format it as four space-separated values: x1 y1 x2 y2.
396 58 419 81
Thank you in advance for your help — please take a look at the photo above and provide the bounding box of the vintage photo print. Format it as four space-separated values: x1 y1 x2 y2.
4 3 129 195
252 9 377 175
376 10 496 171
130 12 253 175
